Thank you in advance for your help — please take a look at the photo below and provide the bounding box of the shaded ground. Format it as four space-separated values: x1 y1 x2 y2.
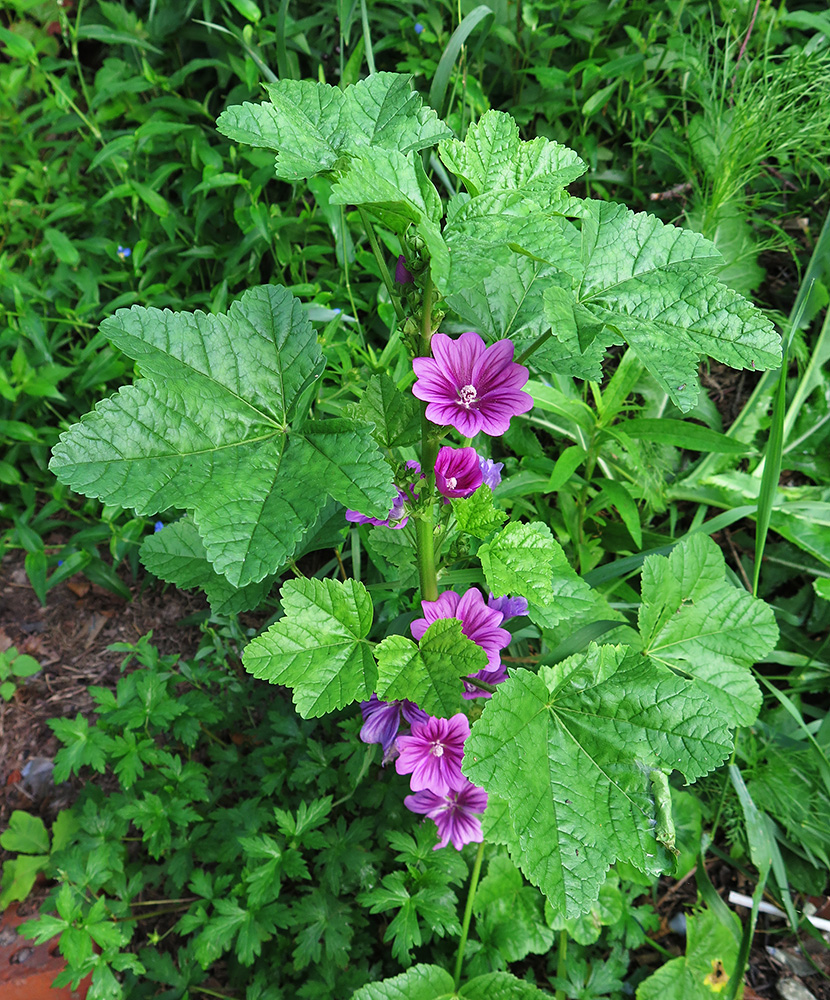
0 548 206 833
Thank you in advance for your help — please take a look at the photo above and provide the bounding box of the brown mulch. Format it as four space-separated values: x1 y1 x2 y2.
0 548 207 834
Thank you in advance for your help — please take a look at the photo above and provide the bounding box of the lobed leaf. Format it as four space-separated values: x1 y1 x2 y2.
243 578 376 718
330 148 442 233
351 964 454 1000
50 286 396 587
638 534 777 727
479 521 594 628
374 618 487 717
139 519 274 614
439 110 586 200
464 643 732 916
217 74 451 181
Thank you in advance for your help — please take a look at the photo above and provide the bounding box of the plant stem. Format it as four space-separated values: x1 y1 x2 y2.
554 928 568 1000
357 207 404 321
516 329 553 366
453 840 485 990
416 275 439 602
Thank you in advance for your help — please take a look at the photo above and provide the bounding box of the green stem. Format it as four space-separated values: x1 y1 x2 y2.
415 511 438 603
416 274 439 602
453 840 486 990
357 207 404 322
463 675 497 694
554 929 568 1000
516 329 553 366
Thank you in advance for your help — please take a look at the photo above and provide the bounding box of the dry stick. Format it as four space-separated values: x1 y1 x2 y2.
732 0 761 91
723 528 753 592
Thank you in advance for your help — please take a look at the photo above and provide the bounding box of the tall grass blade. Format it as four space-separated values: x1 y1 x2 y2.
752 288 811 596
276 0 290 80
359 0 376 75
428 5 493 117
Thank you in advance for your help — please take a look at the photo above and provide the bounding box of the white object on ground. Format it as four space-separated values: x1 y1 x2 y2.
728 891 830 933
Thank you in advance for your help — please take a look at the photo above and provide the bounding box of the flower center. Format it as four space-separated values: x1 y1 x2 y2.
430 740 445 758
446 476 458 490
457 384 477 408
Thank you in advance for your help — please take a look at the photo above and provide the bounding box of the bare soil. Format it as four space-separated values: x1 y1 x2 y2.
0 548 206 834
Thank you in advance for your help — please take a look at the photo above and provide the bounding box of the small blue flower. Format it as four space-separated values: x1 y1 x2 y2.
154 521 164 532
57 560 64 567
414 22 424 34
117 245 131 260
333 307 342 315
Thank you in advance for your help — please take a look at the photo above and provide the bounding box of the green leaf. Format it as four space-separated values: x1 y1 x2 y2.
445 255 552 344
479 521 594 628
140 518 273 614
243 577 376 718
0 24 37 61
545 873 624 946
571 202 780 411
636 907 741 1000
374 618 487 717
616 417 751 454
594 478 642 549
439 110 586 200
353 374 421 448
49 714 113 781
0 855 49 910
1 811 50 854
44 228 81 266
49 285 396 587
330 149 442 233
216 73 451 181
351 964 454 1000
464 643 732 915
638 535 777 727
473 855 554 961
452 486 507 539
460 972 552 1000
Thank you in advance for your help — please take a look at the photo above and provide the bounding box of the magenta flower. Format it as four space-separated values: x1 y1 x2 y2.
395 713 469 795
487 593 529 621
434 446 483 500
412 332 533 437
405 779 488 850
478 456 504 490
411 587 510 674
395 255 414 284
360 695 428 763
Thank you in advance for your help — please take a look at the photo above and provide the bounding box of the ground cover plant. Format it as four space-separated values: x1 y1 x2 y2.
2 2 830 999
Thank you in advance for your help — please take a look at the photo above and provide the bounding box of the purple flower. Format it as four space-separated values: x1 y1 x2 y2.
395 255 414 284
411 587 510 675
412 332 533 438
360 695 428 763
414 22 424 34
478 455 504 490
487 593 529 621
395 713 469 795
434 446 483 500
405 779 488 850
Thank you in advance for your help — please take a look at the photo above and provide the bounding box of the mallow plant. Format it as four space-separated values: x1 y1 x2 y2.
50 73 782 997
